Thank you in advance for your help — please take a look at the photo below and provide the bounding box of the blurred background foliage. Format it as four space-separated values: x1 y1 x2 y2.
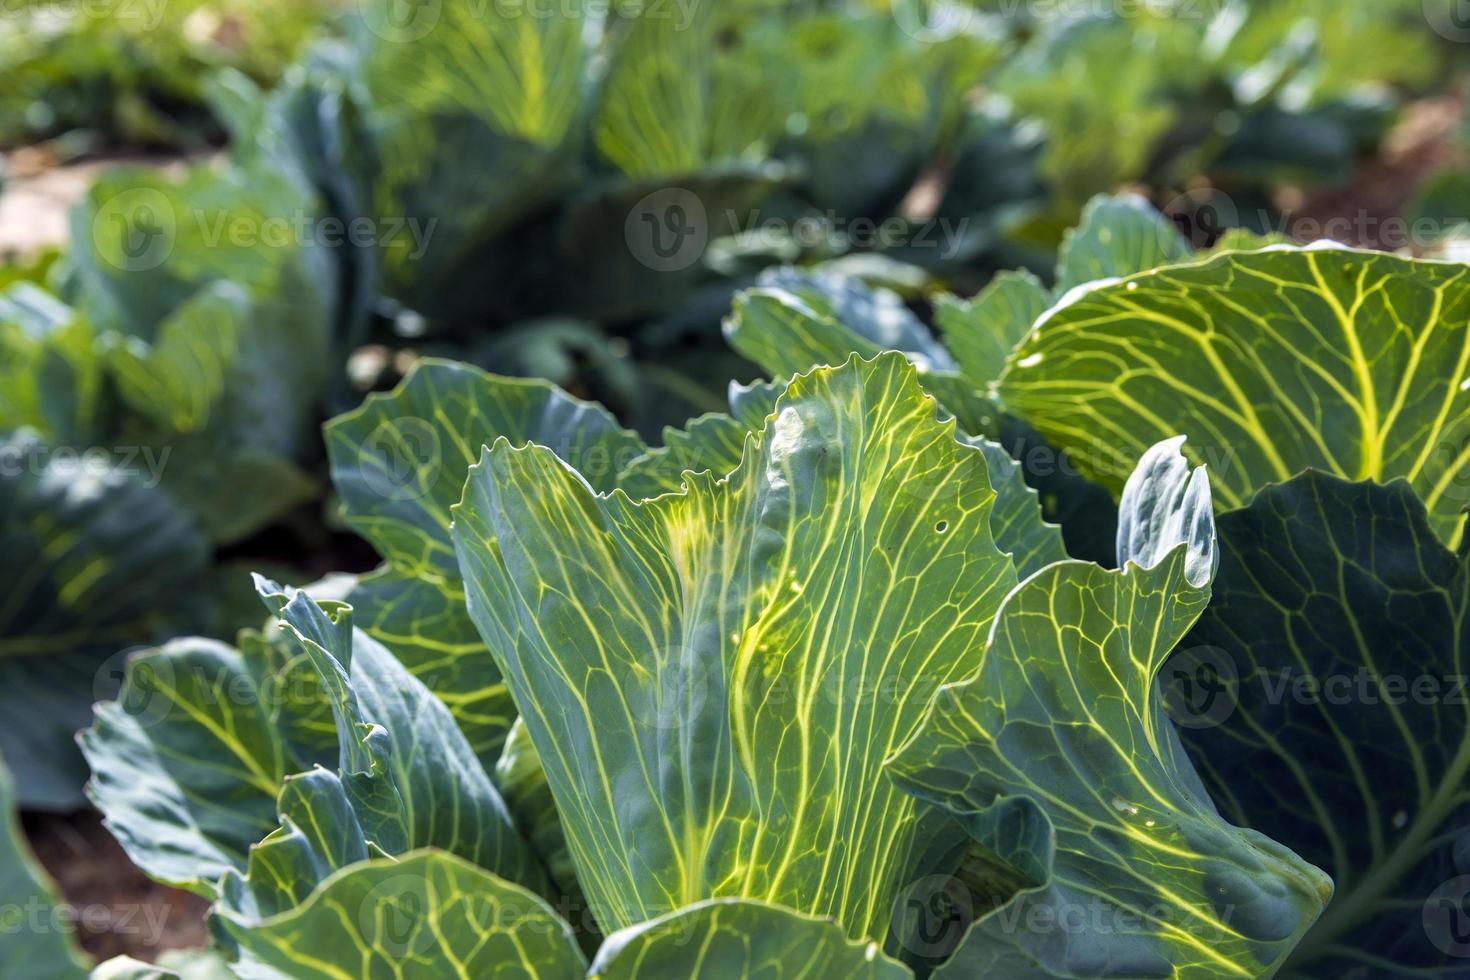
0 0 337 154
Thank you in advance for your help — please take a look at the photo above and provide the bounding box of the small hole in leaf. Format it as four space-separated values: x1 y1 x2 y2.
935 520 948 534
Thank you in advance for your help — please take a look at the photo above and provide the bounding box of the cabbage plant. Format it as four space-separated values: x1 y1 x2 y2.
713 207 1470 976
75 353 1329 978
28 194 1470 977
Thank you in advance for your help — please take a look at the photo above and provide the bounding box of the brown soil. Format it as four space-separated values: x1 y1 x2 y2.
23 808 209 965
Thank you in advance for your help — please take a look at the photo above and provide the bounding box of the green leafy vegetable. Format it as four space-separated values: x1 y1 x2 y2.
0 285 101 446
495 718 578 901
253 577 547 893
1054 193 1193 294
79 637 313 894
1180 473 1470 977
0 429 208 660
889 439 1332 978
591 900 911 979
0 752 89 979
0 428 211 806
217 850 585 980
324 358 648 762
999 246 1470 545
935 271 1049 392
27 3 1470 973
454 353 1018 940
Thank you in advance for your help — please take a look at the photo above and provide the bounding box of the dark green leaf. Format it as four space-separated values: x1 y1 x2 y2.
494 719 578 901
1181 473 1470 977
0 430 209 662
79 637 313 894
256 578 549 895
0 285 103 446
935 271 1049 391
725 282 996 436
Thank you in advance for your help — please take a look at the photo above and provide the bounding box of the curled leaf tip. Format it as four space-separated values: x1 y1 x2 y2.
1116 436 1216 587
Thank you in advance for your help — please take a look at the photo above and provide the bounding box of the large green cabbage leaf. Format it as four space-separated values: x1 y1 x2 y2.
889 439 1332 977
590 899 911 979
78 632 332 894
620 373 1065 579
324 359 649 763
999 246 1470 546
217 850 585 980
66 164 331 545
341 0 587 319
79 581 546 905
453 353 1019 941
720 247 1128 562
1179 473 1470 976
253 578 545 890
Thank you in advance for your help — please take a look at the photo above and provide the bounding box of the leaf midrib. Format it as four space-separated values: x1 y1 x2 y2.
1292 727 1470 964
1289 570 1470 965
